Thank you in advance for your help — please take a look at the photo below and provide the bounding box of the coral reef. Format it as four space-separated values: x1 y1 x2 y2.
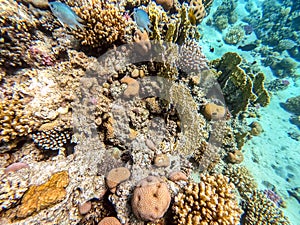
0 0 39 67
224 25 245 45
172 174 243 224
281 95 300 116
243 191 290 224
131 176 171 221
177 39 208 73
16 171 69 218
71 0 128 48
0 167 30 213
223 165 257 199
212 52 270 115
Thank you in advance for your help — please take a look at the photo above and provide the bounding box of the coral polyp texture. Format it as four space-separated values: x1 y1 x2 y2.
131 176 171 221
243 191 290 225
71 0 128 48
172 174 243 225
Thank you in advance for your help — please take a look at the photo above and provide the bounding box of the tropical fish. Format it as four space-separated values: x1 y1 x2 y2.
133 8 151 33
49 1 84 30
238 43 257 51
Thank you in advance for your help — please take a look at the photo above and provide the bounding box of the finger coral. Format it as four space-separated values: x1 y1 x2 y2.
172 174 243 224
71 0 128 48
243 191 290 225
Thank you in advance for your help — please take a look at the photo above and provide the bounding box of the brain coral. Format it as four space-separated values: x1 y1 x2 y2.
172 174 243 224
71 0 127 48
131 176 171 221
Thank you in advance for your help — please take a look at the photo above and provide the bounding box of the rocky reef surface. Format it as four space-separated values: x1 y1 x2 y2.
0 0 291 224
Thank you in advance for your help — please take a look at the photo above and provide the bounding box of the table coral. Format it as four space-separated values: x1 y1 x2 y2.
16 171 69 218
172 174 243 224
131 176 171 221
71 0 128 48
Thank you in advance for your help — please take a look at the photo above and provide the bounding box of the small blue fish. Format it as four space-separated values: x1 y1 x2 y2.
133 8 151 33
49 1 84 30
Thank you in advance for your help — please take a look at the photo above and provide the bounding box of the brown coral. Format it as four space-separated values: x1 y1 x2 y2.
131 176 171 221
106 167 131 193
98 217 122 225
16 171 69 218
172 174 243 224
243 191 290 224
0 0 39 67
202 103 226 120
189 0 206 25
72 0 127 48
224 165 257 199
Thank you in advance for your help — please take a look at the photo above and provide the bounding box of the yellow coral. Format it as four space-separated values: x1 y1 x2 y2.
16 171 69 218
173 174 243 224
72 0 127 48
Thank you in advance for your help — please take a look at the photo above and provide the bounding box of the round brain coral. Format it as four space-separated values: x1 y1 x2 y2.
172 174 243 225
131 176 171 221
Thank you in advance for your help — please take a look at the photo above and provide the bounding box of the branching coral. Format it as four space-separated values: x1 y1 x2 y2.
223 165 257 199
71 0 128 48
0 0 39 67
172 174 243 224
243 191 290 225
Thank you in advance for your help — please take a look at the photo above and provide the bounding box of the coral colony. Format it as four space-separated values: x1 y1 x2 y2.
0 0 298 224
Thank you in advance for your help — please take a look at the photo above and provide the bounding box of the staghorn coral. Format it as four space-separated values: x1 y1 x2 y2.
223 165 257 199
172 174 243 224
131 176 171 221
16 171 69 218
0 0 39 67
71 0 128 48
243 191 290 225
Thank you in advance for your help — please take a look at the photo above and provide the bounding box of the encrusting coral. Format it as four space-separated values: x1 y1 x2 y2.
71 0 128 48
172 174 243 224
16 171 69 218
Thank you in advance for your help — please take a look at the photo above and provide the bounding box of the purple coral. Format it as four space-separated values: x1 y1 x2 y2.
264 189 283 207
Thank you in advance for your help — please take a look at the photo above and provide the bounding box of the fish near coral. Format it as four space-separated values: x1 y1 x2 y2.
49 2 84 30
133 8 151 33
